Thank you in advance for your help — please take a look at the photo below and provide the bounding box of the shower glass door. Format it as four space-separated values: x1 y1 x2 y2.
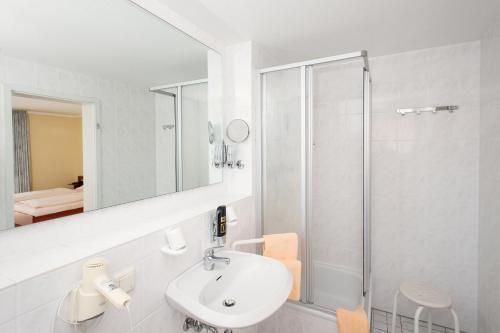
309 59 364 310
261 54 370 313
262 67 308 298
181 82 209 191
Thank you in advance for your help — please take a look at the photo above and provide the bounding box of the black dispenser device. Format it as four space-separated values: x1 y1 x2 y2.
212 205 227 245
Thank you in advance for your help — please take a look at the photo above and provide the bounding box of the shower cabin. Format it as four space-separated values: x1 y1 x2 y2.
260 51 371 314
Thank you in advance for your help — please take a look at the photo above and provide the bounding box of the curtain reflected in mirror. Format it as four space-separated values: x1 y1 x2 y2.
12 110 31 194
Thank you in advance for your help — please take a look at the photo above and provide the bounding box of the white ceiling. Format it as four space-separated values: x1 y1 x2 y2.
12 94 82 116
0 0 211 88
2 0 499 82
160 0 500 66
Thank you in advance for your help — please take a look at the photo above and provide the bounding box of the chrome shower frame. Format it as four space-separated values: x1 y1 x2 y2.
150 78 208 192
259 50 372 313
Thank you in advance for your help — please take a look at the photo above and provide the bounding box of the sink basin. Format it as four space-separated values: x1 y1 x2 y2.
166 250 292 328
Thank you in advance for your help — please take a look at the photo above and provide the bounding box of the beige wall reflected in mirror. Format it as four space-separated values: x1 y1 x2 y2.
0 0 223 230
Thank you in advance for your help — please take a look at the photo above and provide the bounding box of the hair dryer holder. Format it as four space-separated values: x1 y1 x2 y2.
61 258 132 323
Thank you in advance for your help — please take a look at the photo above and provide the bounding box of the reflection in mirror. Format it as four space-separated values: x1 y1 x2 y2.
0 0 223 230
150 79 222 193
226 119 250 143
12 94 87 226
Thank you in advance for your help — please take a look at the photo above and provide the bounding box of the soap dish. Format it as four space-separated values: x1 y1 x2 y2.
161 245 188 256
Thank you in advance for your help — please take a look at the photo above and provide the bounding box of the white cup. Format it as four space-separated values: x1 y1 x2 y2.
226 206 238 225
165 227 186 250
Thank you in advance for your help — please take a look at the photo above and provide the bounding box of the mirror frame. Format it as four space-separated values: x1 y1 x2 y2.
226 119 250 143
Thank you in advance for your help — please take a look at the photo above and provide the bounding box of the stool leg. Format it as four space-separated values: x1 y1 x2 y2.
450 308 460 333
391 291 400 333
414 306 424 333
427 310 432 333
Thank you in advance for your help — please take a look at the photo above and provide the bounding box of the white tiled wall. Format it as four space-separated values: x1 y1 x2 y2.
478 23 500 333
222 42 255 196
0 197 257 333
0 54 157 209
370 42 480 332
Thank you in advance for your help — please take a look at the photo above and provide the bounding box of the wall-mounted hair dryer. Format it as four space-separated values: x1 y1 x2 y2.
66 257 132 322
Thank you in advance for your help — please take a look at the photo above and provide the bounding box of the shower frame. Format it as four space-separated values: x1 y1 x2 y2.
259 51 371 313
150 78 209 192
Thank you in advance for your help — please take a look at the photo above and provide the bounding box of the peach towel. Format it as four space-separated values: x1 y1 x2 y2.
263 233 298 260
281 259 301 301
336 305 369 333
263 233 301 301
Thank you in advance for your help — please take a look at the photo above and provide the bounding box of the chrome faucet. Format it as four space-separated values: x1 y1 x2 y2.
203 246 230 271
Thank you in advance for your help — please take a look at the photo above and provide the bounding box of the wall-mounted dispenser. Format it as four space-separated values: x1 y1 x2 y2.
62 258 133 323
212 205 227 246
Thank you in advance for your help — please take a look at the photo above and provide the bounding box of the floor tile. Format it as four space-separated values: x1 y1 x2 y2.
373 321 388 331
371 308 464 333
373 312 388 322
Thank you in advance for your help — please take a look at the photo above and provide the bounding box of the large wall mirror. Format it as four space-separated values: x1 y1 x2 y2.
0 0 223 230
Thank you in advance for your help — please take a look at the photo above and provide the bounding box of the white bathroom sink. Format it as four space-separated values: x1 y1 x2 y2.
166 250 292 329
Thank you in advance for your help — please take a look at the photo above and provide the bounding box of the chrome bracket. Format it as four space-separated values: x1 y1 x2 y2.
183 317 217 333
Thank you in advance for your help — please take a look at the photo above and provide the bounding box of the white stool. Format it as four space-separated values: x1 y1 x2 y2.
391 281 460 333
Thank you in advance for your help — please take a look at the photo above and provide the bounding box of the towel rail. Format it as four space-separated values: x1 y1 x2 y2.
231 238 264 250
396 105 458 116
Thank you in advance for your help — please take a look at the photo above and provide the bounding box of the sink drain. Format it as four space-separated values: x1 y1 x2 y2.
223 299 236 307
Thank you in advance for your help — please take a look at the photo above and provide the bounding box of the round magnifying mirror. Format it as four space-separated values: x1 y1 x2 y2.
226 119 250 143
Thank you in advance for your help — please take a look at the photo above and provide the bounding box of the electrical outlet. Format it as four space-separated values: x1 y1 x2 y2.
114 267 135 293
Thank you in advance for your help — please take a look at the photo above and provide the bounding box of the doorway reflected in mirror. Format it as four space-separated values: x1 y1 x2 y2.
12 94 86 226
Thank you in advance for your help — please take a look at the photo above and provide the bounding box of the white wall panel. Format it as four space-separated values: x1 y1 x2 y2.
370 42 480 332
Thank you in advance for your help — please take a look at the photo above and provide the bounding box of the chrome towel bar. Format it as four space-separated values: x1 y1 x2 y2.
396 105 458 116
